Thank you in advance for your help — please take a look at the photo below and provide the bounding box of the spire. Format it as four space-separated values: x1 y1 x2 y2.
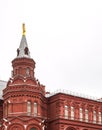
22 23 26 35
17 23 30 58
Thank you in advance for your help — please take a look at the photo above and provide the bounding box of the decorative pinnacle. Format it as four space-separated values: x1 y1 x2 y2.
22 23 26 35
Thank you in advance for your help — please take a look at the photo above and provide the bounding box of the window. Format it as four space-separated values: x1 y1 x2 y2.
27 101 31 115
98 112 102 124
26 68 30 76
71 106 74 120
34 102 37 116
79 108 83 121
4 103 7 116
85 109 88 122
93 111 96 123
64 105 68 119
24 47 29 55
8 102 11 114
17 48 20 56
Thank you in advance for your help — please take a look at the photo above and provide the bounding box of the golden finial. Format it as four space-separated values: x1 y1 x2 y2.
22 23 26 35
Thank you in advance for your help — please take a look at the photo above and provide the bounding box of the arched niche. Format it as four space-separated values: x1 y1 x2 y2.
30 128 37 130
66 127 76 130
27 124 40 130
7 123 24 130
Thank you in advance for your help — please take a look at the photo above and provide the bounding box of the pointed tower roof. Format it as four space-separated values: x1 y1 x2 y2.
17 23 30 58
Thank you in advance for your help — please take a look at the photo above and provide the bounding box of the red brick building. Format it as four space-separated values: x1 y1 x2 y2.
0 24 102 130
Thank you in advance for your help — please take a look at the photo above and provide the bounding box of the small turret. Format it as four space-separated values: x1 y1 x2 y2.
12 23 35 78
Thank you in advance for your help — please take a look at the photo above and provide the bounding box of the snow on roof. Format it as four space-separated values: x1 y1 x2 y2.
46 89 102 102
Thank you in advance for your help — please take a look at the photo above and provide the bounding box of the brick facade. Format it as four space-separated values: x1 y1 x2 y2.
0 25 102 130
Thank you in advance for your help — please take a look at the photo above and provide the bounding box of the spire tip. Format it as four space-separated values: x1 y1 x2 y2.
22 23 26 35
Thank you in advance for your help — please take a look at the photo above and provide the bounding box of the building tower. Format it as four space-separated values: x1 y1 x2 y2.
2 24 47 130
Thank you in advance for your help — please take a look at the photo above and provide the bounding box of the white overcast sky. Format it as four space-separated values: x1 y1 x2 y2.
0 0 102 98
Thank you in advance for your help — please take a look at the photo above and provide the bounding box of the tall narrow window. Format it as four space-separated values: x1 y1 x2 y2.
8 103 10 114
34 102 37 116
85 109 88 122
64 105 68 119
27 101 31 115
24 47 29 55
4 104 7 116
26 68 30 76
98 112 102 124
71 106 74 120
93 111 96 123
79 108 83 121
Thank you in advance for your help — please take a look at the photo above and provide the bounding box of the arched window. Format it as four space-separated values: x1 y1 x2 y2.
24 47 28 55
27 101 31 115
8 101 11 114
79 108 83 121
34 102 37 116
4 103 7 116
98 112 102 124
17 48 20 56
93 110 96 123
85 109 88 122
71 106 74 120
26 67 30 76
64 105 68 119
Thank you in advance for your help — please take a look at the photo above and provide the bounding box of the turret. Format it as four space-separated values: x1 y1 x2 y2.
3 24 46 122
12 23 35 79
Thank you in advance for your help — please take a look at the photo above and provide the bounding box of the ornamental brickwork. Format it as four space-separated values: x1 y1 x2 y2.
0 24 102 130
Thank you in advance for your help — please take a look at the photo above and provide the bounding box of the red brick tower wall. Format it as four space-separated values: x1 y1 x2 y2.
2 24 47 130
